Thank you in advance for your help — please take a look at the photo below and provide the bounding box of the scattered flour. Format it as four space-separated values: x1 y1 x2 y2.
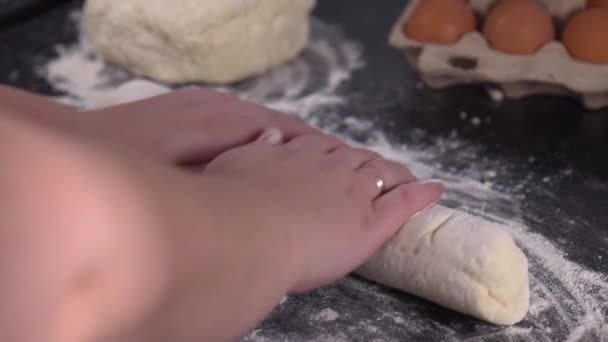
246 330 275 342
38 11 608 342
313 309 340 322
487 87 505 102
8 70 19 82
564 315 596 342
360 320 380 334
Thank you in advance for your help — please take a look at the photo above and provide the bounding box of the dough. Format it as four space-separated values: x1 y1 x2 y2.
83 0 316 84
357 205 529 325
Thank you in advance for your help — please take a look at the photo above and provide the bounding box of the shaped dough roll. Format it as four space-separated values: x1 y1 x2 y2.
357 205 529 325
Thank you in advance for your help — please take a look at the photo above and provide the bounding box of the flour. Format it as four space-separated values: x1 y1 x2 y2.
360 320 380 333
393 317 404 324
41 13 361 118
487 87 505 102
313 309 339 322
39 11 608 342
7 70 19 82
43 40 172 109
246 330 274 342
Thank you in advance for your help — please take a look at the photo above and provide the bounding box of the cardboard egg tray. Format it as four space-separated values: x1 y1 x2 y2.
390 0 608 110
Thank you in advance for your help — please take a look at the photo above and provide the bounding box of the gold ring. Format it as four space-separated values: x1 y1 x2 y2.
375 177 385 192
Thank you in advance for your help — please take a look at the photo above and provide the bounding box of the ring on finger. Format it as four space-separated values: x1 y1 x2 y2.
375 176 385 193
357 166 386 198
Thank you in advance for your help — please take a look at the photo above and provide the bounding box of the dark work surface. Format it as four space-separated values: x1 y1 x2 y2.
0 0 70 31
0 0 607 341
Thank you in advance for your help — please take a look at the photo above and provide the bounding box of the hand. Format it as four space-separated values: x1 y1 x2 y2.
202 134 443 292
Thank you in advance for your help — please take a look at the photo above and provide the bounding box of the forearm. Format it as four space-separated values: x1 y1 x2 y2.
0 112 176 342
65 139 297 341
0 85 79 127
0 111 293 341
132 175 296 342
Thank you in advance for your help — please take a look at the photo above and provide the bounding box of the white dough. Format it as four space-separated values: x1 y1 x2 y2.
357 205 530 325
84 0 316 84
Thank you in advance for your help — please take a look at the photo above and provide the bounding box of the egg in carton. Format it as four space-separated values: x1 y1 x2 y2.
389 0 608 110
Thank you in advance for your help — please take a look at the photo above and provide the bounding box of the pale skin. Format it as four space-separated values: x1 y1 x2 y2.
0 85 443 342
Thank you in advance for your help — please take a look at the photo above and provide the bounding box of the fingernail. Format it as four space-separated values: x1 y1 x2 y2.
258 127 284 145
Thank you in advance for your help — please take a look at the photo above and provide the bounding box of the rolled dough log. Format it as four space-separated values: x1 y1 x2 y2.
83 0 316 84
357 205 529 325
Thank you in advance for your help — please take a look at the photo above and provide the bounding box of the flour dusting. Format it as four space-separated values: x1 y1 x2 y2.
39 11 608 342
313 309 340 322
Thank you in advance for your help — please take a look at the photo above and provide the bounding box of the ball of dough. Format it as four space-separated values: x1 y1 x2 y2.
84 0 317 84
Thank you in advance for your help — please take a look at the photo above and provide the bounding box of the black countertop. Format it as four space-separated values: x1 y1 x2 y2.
1 1 607 341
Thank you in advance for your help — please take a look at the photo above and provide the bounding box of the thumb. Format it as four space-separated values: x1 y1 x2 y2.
369 180 444 250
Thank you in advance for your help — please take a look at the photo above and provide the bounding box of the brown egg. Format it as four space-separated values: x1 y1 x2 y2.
588 0 608 8
563 8 608 64
404 0 477 45
483 0 555 54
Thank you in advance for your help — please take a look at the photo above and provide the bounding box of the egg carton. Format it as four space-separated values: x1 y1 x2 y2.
390 0 608 110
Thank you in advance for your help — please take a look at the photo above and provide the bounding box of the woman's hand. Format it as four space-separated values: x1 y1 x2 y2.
202 134 443 293
131 133 442 341
0 86 443 341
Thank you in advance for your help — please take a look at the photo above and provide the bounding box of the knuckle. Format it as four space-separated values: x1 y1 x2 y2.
327 135 345 144
367 157 388 170
286 134 311 148
345 179 359 196
318 134 344 145
363 150 382 160
358 167 382 180
388 160 412 173
290 134 340 148
398 186 414 202
265 109 286 121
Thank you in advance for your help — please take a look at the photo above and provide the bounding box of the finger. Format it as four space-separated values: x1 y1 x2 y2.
328 147 381 169
211 89 321 137
286 134 346 153
179 126 284 165
350 166 386 200
167 89 318 138
203 90 321 138
350 158 418 200
266 113 321 138
360 158 417 191
370 180 443 247
254 104 320 138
